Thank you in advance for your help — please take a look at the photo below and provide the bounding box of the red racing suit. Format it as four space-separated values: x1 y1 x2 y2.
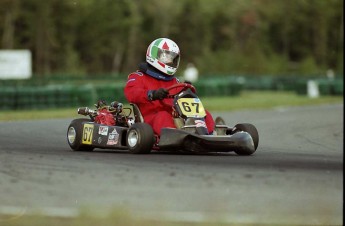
124 70 215 135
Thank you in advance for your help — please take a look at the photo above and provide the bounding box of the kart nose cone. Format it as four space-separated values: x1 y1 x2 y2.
67 127 76 144
127 130 139 147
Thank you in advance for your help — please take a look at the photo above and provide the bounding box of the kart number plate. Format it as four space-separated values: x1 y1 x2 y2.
82 124 94 144
177 98 206 117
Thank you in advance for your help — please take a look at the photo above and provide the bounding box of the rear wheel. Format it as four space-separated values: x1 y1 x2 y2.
67 118 94 152
126 123 154 154
232 123 259 155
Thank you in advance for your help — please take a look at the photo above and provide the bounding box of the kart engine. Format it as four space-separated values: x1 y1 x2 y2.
77 100 132 127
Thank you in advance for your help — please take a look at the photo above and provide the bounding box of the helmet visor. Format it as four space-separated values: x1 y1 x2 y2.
157 49 180 68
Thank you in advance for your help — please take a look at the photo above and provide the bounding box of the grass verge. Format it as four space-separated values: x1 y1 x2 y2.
0 209 285 226
0 91 342 121
201 91 343 111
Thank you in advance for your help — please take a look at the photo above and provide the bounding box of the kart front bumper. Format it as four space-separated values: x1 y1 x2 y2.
158 128 255 153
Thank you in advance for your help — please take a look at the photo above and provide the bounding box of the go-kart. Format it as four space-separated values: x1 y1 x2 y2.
67 83 259 155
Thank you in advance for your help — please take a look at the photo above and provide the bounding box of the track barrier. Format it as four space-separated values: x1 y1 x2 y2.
0 76 342 110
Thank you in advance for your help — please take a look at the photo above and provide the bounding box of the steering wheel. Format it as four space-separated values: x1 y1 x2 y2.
160 83 196 107
165 83 196 98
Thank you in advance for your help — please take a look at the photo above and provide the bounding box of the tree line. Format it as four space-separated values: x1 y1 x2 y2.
0 0 343 78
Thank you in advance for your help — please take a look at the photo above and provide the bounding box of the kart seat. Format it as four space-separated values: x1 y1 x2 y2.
130 103 144 123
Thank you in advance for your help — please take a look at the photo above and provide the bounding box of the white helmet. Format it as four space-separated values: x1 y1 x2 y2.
146 38 180 76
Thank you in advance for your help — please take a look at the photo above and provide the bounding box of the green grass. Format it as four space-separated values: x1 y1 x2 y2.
201 91 343 111
0 214 235 226
0 206 250 226
0 206 324 226
0 91 343 121
0 108 81 121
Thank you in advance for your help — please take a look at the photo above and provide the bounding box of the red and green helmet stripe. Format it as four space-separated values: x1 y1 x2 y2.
149 38 164 58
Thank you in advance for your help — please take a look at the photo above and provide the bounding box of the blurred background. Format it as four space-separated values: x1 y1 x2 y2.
0 0 343 110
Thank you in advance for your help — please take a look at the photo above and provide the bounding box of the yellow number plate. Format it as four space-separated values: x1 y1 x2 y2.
82 124 94 144
177 98 206 118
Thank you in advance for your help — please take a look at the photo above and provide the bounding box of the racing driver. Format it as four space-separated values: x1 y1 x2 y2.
124 38 215 136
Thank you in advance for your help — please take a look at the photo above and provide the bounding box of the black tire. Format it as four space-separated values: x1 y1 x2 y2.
232 123 259 155
126 123 155 154
67 118 94 152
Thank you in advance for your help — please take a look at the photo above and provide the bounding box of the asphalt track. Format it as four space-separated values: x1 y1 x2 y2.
0 104 343 225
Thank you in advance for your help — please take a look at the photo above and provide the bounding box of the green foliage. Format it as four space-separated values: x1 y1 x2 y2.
0 0 343 77
299 57 320 75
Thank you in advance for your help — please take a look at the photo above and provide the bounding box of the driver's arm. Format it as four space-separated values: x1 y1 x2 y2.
124 73 151 104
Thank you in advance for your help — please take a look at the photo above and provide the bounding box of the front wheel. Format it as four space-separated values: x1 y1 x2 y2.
67 118 94 152
232 123 259 155
126 123 155 154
